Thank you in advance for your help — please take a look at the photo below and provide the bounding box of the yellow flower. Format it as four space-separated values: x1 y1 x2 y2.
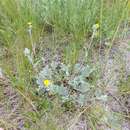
27 22 32 25
95 23 99 29
27 22 32 28
92 23 100 31
43 79 51 87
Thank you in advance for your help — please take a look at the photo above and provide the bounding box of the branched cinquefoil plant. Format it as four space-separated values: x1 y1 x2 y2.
36 61 98 106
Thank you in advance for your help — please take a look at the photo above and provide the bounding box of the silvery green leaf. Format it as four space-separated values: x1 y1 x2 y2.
50 61 59 70
50 85 68 96
75 82 90 93
69 76 84 86
36 78 44 89
80 65 94 77
69 76 90 93
61 96 70 102
60 63 70 76
74 63 81 73
39 66 52 79
74 64 94 77
94 89 102 97
96 95 108 102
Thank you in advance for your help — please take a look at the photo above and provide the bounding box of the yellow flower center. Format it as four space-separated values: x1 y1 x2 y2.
43 79 51 87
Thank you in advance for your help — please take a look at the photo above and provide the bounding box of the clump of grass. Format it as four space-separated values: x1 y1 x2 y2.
0 0 41 47
0 0 128 47
119 76 130 95
84 104 125 130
